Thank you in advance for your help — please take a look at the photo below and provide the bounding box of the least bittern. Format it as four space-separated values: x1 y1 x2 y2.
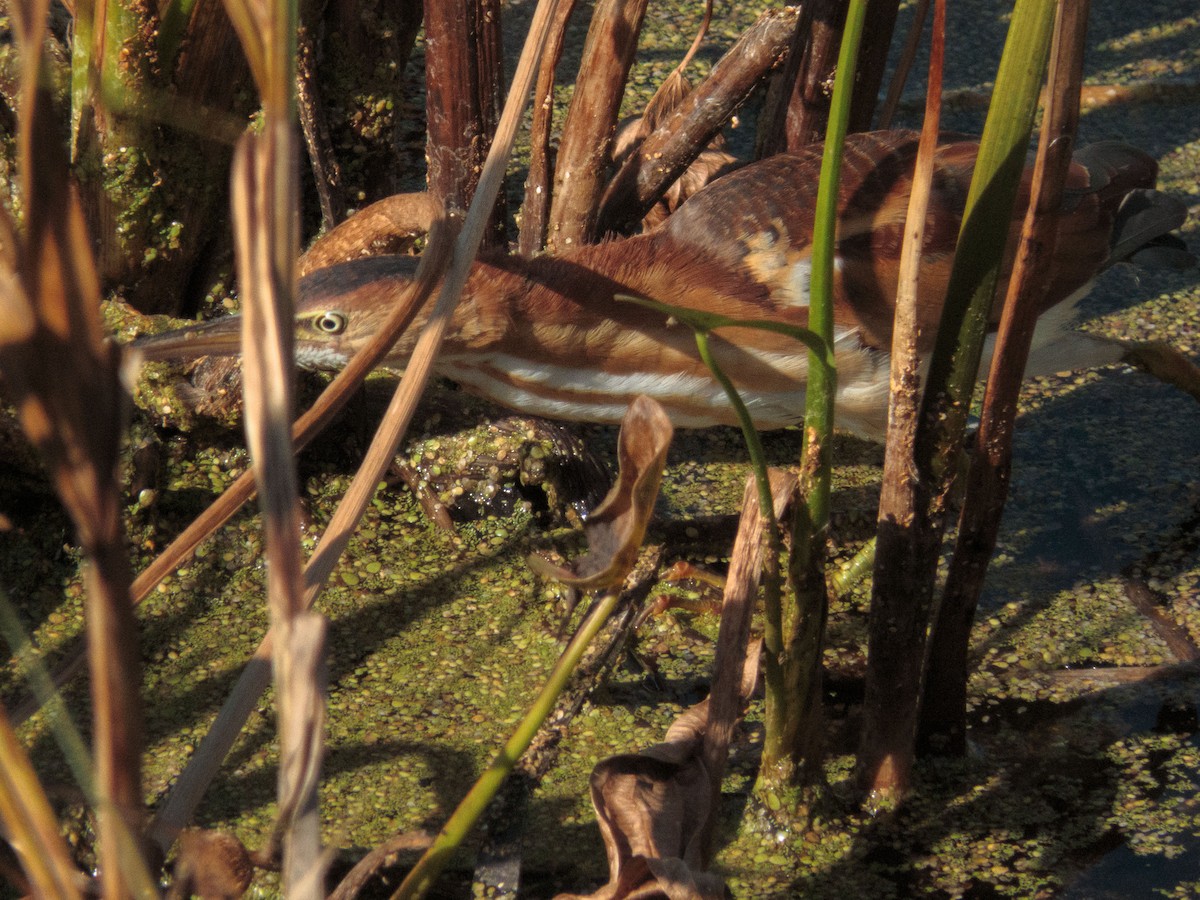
136 131 1189 441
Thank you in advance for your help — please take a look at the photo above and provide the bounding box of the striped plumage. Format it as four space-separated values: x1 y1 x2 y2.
136 131 1187 441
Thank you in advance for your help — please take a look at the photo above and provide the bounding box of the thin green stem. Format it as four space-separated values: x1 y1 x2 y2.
803 0 868 528
394 588 622 899
759 0 868 784
693 328 786 698
617 294 831 366
693 330 775 520
619 293 833 699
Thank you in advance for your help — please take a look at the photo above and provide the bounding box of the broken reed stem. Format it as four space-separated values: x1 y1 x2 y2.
762 0 843 154
517 0 578 255
859 0 1056 807
856 0 945 806
424 0 505 244
548 0 649 249
702 471 794 856
597 6 798 233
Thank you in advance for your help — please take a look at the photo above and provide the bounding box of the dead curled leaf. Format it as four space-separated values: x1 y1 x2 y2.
571 703 715 896
554 693 736 900
528 395 674 591
559 644 762 900
557 856 728 900
556 469 779 900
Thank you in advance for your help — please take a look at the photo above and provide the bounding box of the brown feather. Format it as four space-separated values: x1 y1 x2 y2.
135 131 1184 439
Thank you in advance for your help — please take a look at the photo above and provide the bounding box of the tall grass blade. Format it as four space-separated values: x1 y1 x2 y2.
922 0 1090 753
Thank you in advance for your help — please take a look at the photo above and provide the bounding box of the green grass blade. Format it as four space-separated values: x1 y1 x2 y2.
616 292 831 520
918 0 1057 482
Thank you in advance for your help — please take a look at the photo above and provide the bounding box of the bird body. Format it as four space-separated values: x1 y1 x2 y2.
136 131 1188 441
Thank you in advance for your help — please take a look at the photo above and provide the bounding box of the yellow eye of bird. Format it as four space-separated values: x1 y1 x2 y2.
311 311 348 335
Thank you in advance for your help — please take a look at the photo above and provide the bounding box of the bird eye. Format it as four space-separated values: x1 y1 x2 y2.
312 311 348 335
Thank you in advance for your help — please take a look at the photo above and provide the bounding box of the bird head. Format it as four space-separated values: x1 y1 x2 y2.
133 255 424 370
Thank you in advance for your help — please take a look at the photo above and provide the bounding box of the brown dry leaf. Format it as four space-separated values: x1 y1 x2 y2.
554 715 713 899
558 648 760 900
554 687 745 900
558 855 728 900
528 395 673 591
